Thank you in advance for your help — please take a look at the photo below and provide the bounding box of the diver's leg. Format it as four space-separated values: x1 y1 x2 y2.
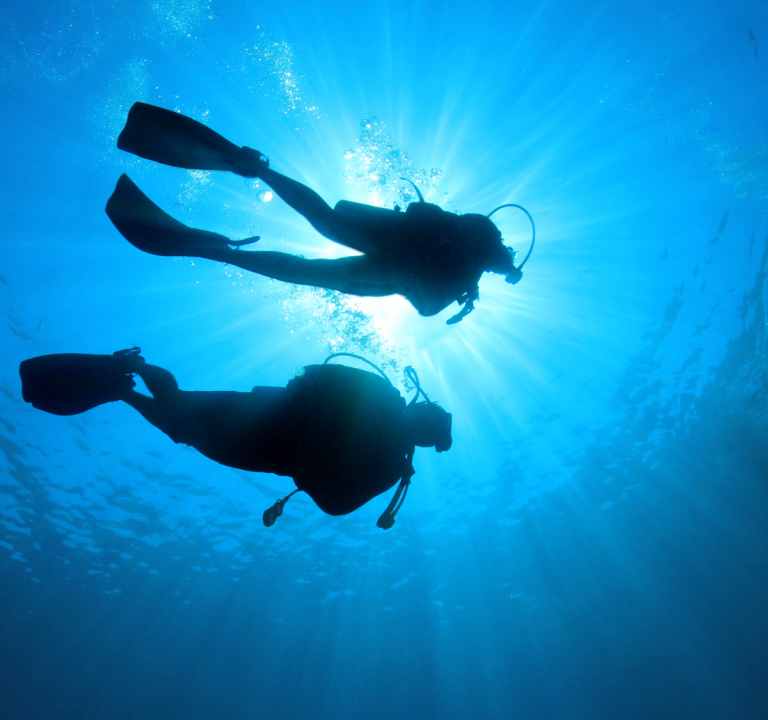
107 172 373 260
233 149 339 237
120 390 174 436
117 361 183 436
131 362 179 400
252 163 380 254
122 378 297 473
117 364 229 452
200 249 399 297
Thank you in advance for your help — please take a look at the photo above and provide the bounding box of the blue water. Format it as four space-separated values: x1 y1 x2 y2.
1 1 767 718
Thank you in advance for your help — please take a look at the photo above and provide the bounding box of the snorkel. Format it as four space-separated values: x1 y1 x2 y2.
487 203 536 285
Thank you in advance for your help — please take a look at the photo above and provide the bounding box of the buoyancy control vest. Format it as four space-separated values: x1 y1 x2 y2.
285 363 413 516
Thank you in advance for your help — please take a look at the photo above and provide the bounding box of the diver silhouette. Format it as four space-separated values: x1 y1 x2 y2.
19 349 452 528
106 102 531 324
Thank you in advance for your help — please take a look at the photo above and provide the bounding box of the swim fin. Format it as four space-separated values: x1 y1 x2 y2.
19 348 143 416
117 102 267 177
118 102 243 172
106 174 233 257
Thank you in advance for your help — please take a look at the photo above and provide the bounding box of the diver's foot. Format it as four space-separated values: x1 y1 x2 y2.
234 147 269 178
131 226 236 259
112 347 146 375
107 174 236 259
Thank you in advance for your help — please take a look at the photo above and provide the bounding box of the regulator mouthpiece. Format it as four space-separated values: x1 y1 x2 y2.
506 266 523 285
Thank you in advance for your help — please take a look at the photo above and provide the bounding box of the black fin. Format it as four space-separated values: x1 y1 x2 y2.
106 174 230 257
19 352 138 416
118 102 242 172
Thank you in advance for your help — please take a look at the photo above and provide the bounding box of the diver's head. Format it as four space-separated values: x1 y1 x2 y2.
486 244 521 283
404 401 453 452
464 214 521 283
485 244 522 284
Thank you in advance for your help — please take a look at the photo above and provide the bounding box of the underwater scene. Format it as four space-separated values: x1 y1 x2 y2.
1 1 767 718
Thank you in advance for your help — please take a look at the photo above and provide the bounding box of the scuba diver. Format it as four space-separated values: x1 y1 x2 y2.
19 349 452 529
106 102 534 324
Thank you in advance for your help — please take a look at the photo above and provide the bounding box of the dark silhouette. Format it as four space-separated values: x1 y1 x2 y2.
106 102 524 324
19 349 452 528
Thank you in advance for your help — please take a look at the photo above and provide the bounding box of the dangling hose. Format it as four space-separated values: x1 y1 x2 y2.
376 476 411 529
377 451 415 529
263 488 301 527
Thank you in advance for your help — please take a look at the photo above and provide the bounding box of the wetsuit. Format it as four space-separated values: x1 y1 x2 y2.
166 364 414 515
331 201 504 317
